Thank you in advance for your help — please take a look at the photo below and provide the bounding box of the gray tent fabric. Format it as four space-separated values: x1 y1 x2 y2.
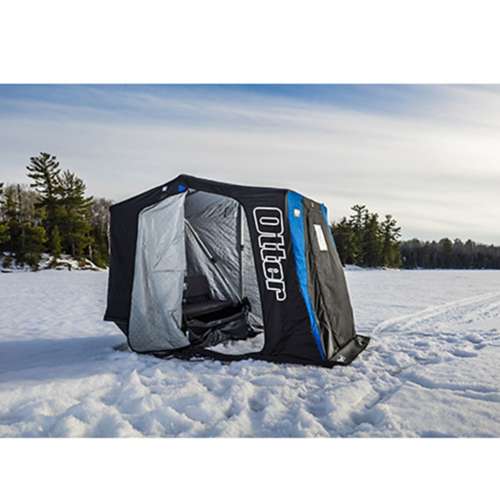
184 191 263 330
184 191 239 302
241 209 263 330
129 192 190 351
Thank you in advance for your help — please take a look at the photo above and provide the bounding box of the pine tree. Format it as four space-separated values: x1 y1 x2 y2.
0 183 8 246
381 214 401 267
332 217 356 265
333 205 402 268
2 184 46 269
21 224 46 269
57 170 93 259
464 239 476 268
51 225 62 258
361 212 383 267
438 238 453 268
3 185 20 258
349 204 368 265
26 153 61 253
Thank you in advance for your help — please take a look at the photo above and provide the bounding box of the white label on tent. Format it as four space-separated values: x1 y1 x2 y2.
253 207 287 301
314 224 328 251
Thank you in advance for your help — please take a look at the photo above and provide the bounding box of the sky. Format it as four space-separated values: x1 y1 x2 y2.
0 84 499 244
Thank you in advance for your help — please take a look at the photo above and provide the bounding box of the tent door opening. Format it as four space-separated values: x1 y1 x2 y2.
183 190 262 350
128 190 263 354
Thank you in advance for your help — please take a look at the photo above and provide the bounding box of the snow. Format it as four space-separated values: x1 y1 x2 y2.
0 269 499 437
1 252 104 272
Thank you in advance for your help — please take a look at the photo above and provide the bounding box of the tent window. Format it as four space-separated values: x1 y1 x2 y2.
314 224 328 251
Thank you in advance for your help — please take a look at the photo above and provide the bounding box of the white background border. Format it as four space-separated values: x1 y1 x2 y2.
1 1 499 499
1 438 498 499
2 0 500 83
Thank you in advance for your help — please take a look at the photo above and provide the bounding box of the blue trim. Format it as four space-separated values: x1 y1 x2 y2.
178 183 187 192
320 203 328 222
287 191 326 360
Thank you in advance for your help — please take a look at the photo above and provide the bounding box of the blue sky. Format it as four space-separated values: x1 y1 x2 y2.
1 84 500 243
0 84 441 121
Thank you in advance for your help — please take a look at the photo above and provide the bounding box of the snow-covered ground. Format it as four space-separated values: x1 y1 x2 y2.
0 269 499 437
1 252 103 272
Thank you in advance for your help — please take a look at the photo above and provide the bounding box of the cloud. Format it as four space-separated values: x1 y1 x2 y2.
1 85 499 243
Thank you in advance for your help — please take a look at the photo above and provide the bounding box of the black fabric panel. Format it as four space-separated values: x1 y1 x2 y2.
329 335 370 365
235 192 321 363
303 198 357 359
104 183 168 326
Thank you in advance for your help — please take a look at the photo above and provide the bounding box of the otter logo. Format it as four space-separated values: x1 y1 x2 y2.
253 207 287 301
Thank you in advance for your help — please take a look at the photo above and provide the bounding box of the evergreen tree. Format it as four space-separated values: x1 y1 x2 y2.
56 170 93 259
438 238 453 268
464 239 476 268
2 184 46 269
20 224 46 269
349 204 367 265
332 217 355 265
0 183 8 246
4 155 113 268
332 204 402 268
26 152 61 253
360 212 383 267
381 214 401 267
51 225 62 258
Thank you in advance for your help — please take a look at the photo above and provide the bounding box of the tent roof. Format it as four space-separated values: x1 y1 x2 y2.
110 174 314 212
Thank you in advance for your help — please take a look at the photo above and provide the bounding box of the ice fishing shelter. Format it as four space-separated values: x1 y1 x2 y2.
104 175 369 367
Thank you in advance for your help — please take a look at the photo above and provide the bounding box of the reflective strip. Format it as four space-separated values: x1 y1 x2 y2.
287 191 326 360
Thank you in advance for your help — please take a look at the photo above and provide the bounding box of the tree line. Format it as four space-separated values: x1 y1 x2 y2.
2 153 500 271
0 153 111 269
331 204 500 269
400 238 500 269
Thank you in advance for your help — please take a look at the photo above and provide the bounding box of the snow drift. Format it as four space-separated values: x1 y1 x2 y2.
0 269 499 437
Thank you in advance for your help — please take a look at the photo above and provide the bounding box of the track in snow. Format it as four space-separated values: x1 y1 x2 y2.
368 291 500 369
345 290 500 436
373 291 500 336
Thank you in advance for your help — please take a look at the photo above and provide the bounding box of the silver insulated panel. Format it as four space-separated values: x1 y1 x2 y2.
129 192 190 351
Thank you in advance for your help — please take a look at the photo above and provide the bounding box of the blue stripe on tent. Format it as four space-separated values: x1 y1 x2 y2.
320 203 328 224
287 191 326 360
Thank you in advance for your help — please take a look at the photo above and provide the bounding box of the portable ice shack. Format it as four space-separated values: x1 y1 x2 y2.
104 174 369 367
